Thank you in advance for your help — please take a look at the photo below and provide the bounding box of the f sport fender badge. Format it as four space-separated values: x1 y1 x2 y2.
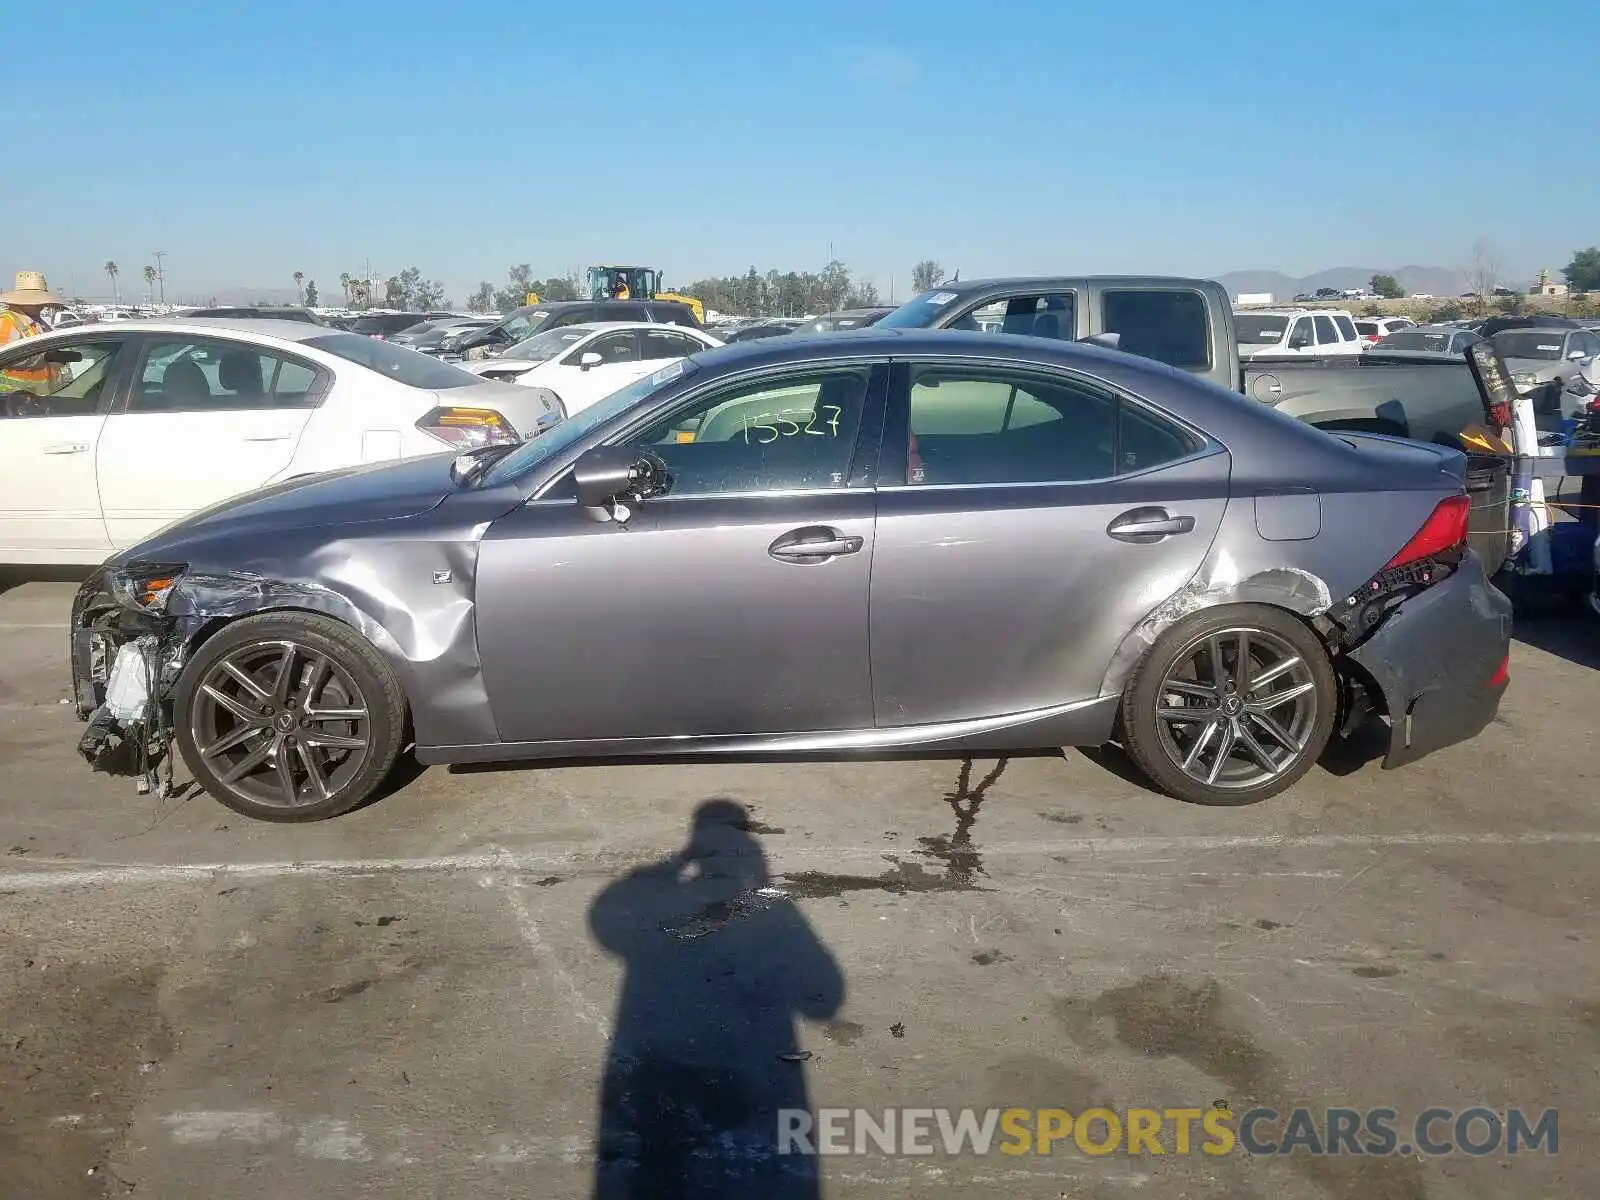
432 570 453 585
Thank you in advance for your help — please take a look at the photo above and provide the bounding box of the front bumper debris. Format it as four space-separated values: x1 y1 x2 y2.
1345 551 1512 769
71 568 183 796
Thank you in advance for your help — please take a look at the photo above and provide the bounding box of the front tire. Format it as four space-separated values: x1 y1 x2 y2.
173 613 408 822
1119 604 1336 806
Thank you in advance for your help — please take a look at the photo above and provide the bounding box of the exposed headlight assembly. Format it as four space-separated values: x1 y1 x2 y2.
112 563 188 612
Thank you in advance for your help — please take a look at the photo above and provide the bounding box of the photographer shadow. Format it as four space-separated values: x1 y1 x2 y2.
588 798 844 1199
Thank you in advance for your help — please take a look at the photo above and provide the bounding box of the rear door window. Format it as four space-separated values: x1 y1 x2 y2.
1101 289 1213 370
1333 315 1358 341
949 293 1075 338
1313 315 1338 345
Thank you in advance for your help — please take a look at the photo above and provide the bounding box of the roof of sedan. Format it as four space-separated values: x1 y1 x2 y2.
690 326 1178 380
43 317 335 343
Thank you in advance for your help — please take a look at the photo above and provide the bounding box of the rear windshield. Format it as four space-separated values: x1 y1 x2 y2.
353 314 425 334
1235 315 1290 345
303 333 482 389
1376 330 1456 352
1491 331 1564 360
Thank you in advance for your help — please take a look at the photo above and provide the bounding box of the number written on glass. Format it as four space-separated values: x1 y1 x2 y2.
740 405 842 444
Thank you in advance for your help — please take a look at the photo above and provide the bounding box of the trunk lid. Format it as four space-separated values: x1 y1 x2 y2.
1335 431 1467 485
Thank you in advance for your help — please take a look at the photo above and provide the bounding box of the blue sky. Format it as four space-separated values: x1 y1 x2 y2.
7 0 1595 304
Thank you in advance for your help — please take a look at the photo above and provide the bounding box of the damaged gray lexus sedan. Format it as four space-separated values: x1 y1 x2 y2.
70 330 1512 821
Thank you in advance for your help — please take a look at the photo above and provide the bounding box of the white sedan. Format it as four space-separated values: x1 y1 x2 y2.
0 319 564 564
460 321 722 415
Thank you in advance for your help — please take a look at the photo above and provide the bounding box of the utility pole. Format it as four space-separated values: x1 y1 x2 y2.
152 251 168 305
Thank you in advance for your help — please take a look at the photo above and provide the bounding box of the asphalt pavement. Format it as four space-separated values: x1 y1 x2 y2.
1 573 1596 1199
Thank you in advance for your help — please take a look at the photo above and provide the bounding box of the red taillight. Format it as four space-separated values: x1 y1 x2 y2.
1487 656 1509 688
1384 495 1471 569
417 406 518 449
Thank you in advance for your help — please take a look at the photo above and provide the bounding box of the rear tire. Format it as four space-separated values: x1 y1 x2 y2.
173 612 408 822
1120 604 1336 806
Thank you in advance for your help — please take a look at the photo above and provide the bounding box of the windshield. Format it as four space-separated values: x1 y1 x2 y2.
1235 315 1290 345
503 325 594 362
1491 331 1564 361
483 360 700 486
876 290 963 329
303 333 484 389
499 310 551 342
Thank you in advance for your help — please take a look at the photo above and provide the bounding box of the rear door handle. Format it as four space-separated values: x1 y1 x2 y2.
768 526 866 562
1107 507 1196 543
43 442 89 455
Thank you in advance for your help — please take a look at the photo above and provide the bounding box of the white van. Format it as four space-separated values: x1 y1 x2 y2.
1235 308 1365 357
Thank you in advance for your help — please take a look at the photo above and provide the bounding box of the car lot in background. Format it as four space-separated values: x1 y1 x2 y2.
1354 316 1415 346
388 316 495 351
804 307 894 333
351 311 458 339
719 318 807 343
0 319 563 564
1372 324 1484 355
461 321 722 414
441 299 704 360
1235 308 1364 356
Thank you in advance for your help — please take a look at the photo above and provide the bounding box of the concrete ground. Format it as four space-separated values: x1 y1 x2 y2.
1 573 1596 1200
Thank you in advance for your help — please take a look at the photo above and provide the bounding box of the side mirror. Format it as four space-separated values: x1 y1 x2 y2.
573 445 642 509
1569 349 1587 360
579 351 603 371
1289 333 1313 350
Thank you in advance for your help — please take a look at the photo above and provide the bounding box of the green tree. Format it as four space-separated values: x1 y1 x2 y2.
141 264 157 301
103 261 120 303
304 279 318 306
537 274 581 302
1563 247 1600 292
1369 273 1404 300
467 282 496 313
911 260 944 291
845 279 880 308
493 264 538 313
339 272 352 305
384 276 406 308
1425 300 1466 323
1496 292 1526 315
293 270 305 303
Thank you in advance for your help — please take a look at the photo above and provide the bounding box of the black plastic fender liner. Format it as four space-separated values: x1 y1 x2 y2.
1345 552 1512 769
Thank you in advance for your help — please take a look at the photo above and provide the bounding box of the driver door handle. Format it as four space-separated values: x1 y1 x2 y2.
1107 507 1196 543
43 442 89 455
768 526 865 562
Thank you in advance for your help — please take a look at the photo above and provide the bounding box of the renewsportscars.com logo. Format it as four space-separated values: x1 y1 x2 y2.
777 1106 1559 1158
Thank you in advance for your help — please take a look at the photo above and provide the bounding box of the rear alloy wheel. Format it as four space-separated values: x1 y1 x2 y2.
1120 605 1336 806
174 613 408 821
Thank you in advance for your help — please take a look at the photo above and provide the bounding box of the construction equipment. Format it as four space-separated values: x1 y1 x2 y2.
586 265 704 324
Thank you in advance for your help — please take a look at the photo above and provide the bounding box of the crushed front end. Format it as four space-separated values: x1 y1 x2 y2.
70 564 195 796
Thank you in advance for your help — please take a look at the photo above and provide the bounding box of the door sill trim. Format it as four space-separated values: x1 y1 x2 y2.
418 694 1121 765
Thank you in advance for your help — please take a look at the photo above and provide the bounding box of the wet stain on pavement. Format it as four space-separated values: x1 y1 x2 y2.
778 758 1007 900
1060 974 1429 1198
1254 918 1285 931
821 1020 865 1046
316 979 375 1004
971 950 1010 966
915 758 1009 886
1038 809 1084 825
1352 965 1401 979
660 887 788 941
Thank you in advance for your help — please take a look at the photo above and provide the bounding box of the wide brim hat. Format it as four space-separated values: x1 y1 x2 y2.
0 271 67 306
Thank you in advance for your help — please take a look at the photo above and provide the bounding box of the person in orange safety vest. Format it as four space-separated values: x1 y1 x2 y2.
0 271 67 392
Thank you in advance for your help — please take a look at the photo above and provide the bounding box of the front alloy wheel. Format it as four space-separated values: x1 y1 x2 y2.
174 613 408 821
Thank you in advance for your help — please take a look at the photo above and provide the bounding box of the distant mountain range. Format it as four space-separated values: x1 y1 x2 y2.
1215 266 1474 299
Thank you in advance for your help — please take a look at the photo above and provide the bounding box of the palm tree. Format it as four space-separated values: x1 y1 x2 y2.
103 261 120 304
293 270 305 304
142 265 157 303
339 272 351 306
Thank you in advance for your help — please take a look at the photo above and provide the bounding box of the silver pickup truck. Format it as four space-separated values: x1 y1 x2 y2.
876 275 1511 568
